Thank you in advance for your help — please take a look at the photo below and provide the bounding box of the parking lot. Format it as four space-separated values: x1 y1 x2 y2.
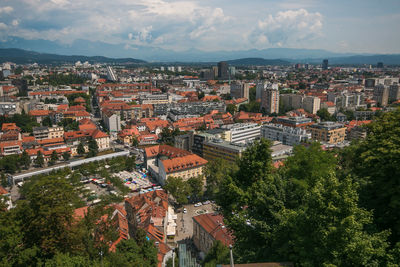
174 202 216 242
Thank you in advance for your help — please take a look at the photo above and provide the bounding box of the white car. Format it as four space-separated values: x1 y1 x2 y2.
194 202 202 207
183 208 187 214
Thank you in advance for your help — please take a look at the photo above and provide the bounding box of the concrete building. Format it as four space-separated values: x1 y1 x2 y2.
373 84 389 106
203 139 247 164
261 83 279 114
192 129 226 157
33 126 64 140
102 111 121 133
106 66 117 82
322 59 328 70
303 96 321 114
217 61 229 80
261 123 311 146
230 82 250 100
221 123 261 144
275 116 314 128
280 94 303 110
0 102 19 115
308 122 346 144
174 132 194 152
139 94 170 105
389 84 400 102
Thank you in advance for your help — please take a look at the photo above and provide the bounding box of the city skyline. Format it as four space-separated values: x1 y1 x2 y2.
0 0 399 57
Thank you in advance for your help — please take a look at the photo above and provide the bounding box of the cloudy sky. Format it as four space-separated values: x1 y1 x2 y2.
0 0 399 53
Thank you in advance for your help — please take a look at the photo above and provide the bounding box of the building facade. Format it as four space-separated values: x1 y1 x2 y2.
261 123 311 146
308 122 346 144
261 84 279 114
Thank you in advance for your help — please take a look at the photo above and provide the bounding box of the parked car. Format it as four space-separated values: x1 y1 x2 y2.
194 202 202 207
202 200 211 205
183 208 187 214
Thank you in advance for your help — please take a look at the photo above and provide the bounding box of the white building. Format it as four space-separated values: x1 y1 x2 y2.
222 123 261 144
261 123 311 146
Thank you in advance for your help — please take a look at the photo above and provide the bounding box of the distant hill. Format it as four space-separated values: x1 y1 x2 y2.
0 48 146 64
226 57 290 66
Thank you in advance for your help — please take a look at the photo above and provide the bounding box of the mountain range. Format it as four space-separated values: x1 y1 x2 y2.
1 37 400 65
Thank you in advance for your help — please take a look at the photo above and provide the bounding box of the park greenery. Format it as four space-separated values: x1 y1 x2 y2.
0 113 39 133
164 175 204 205
202 108 400 266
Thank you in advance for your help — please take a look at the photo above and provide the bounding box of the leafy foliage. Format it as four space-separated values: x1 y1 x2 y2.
215 139 392 265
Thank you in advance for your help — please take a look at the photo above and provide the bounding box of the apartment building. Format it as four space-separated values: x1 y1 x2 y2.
308 122 346 144
303 96 321 114
261 123 311 146
261 83 279 114
202 139 247 164
275 116 314 128
373 84 389 106
221 123 261 144
33 126 64 140
230 81 250 100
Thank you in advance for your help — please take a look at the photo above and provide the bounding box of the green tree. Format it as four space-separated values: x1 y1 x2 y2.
317 108 335 121
226 104 236 115
187 176 204 201
77 142 86 156
20 150 31 169
62 151 71 161
16 174 81 258
34 151 45 167
204 158 235 199
49 150 59 166
342 108 400 245
44 253 92 267
106 229 158 267
87 139 98 158
164 176 191 205
0 173 7 187
125 156 136 172
216 139 390 265
42 116 53 127
202 241 230 267
198 91 205 100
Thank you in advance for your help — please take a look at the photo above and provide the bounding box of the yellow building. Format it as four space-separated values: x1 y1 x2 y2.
308 122 346 144
202 139 246 164
48 126 64 139
159 154 207 184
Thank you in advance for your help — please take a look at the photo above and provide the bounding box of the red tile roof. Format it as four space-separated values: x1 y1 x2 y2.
162 154 208 174
29 110 50 116
193 213 233 247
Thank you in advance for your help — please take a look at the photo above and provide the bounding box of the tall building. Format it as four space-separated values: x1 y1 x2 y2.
230 82 250 99
389 84 400 102
373 84 389 106
261 83 279 114
106 66 117 81
377 62 384 68
303 96 321 114
217 61 229 80
322 59 329 70
280 94 303 110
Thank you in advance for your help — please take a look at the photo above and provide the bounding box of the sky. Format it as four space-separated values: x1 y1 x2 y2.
0 0 399 54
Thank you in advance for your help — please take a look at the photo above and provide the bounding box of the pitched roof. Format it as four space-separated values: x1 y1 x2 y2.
29 110 50 116
193 213 233 247
1 123 20 132
161 154 208 174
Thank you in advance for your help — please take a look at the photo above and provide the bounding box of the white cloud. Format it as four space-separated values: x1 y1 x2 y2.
0 6 13 14
250 8 323 48
12 20 19 26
